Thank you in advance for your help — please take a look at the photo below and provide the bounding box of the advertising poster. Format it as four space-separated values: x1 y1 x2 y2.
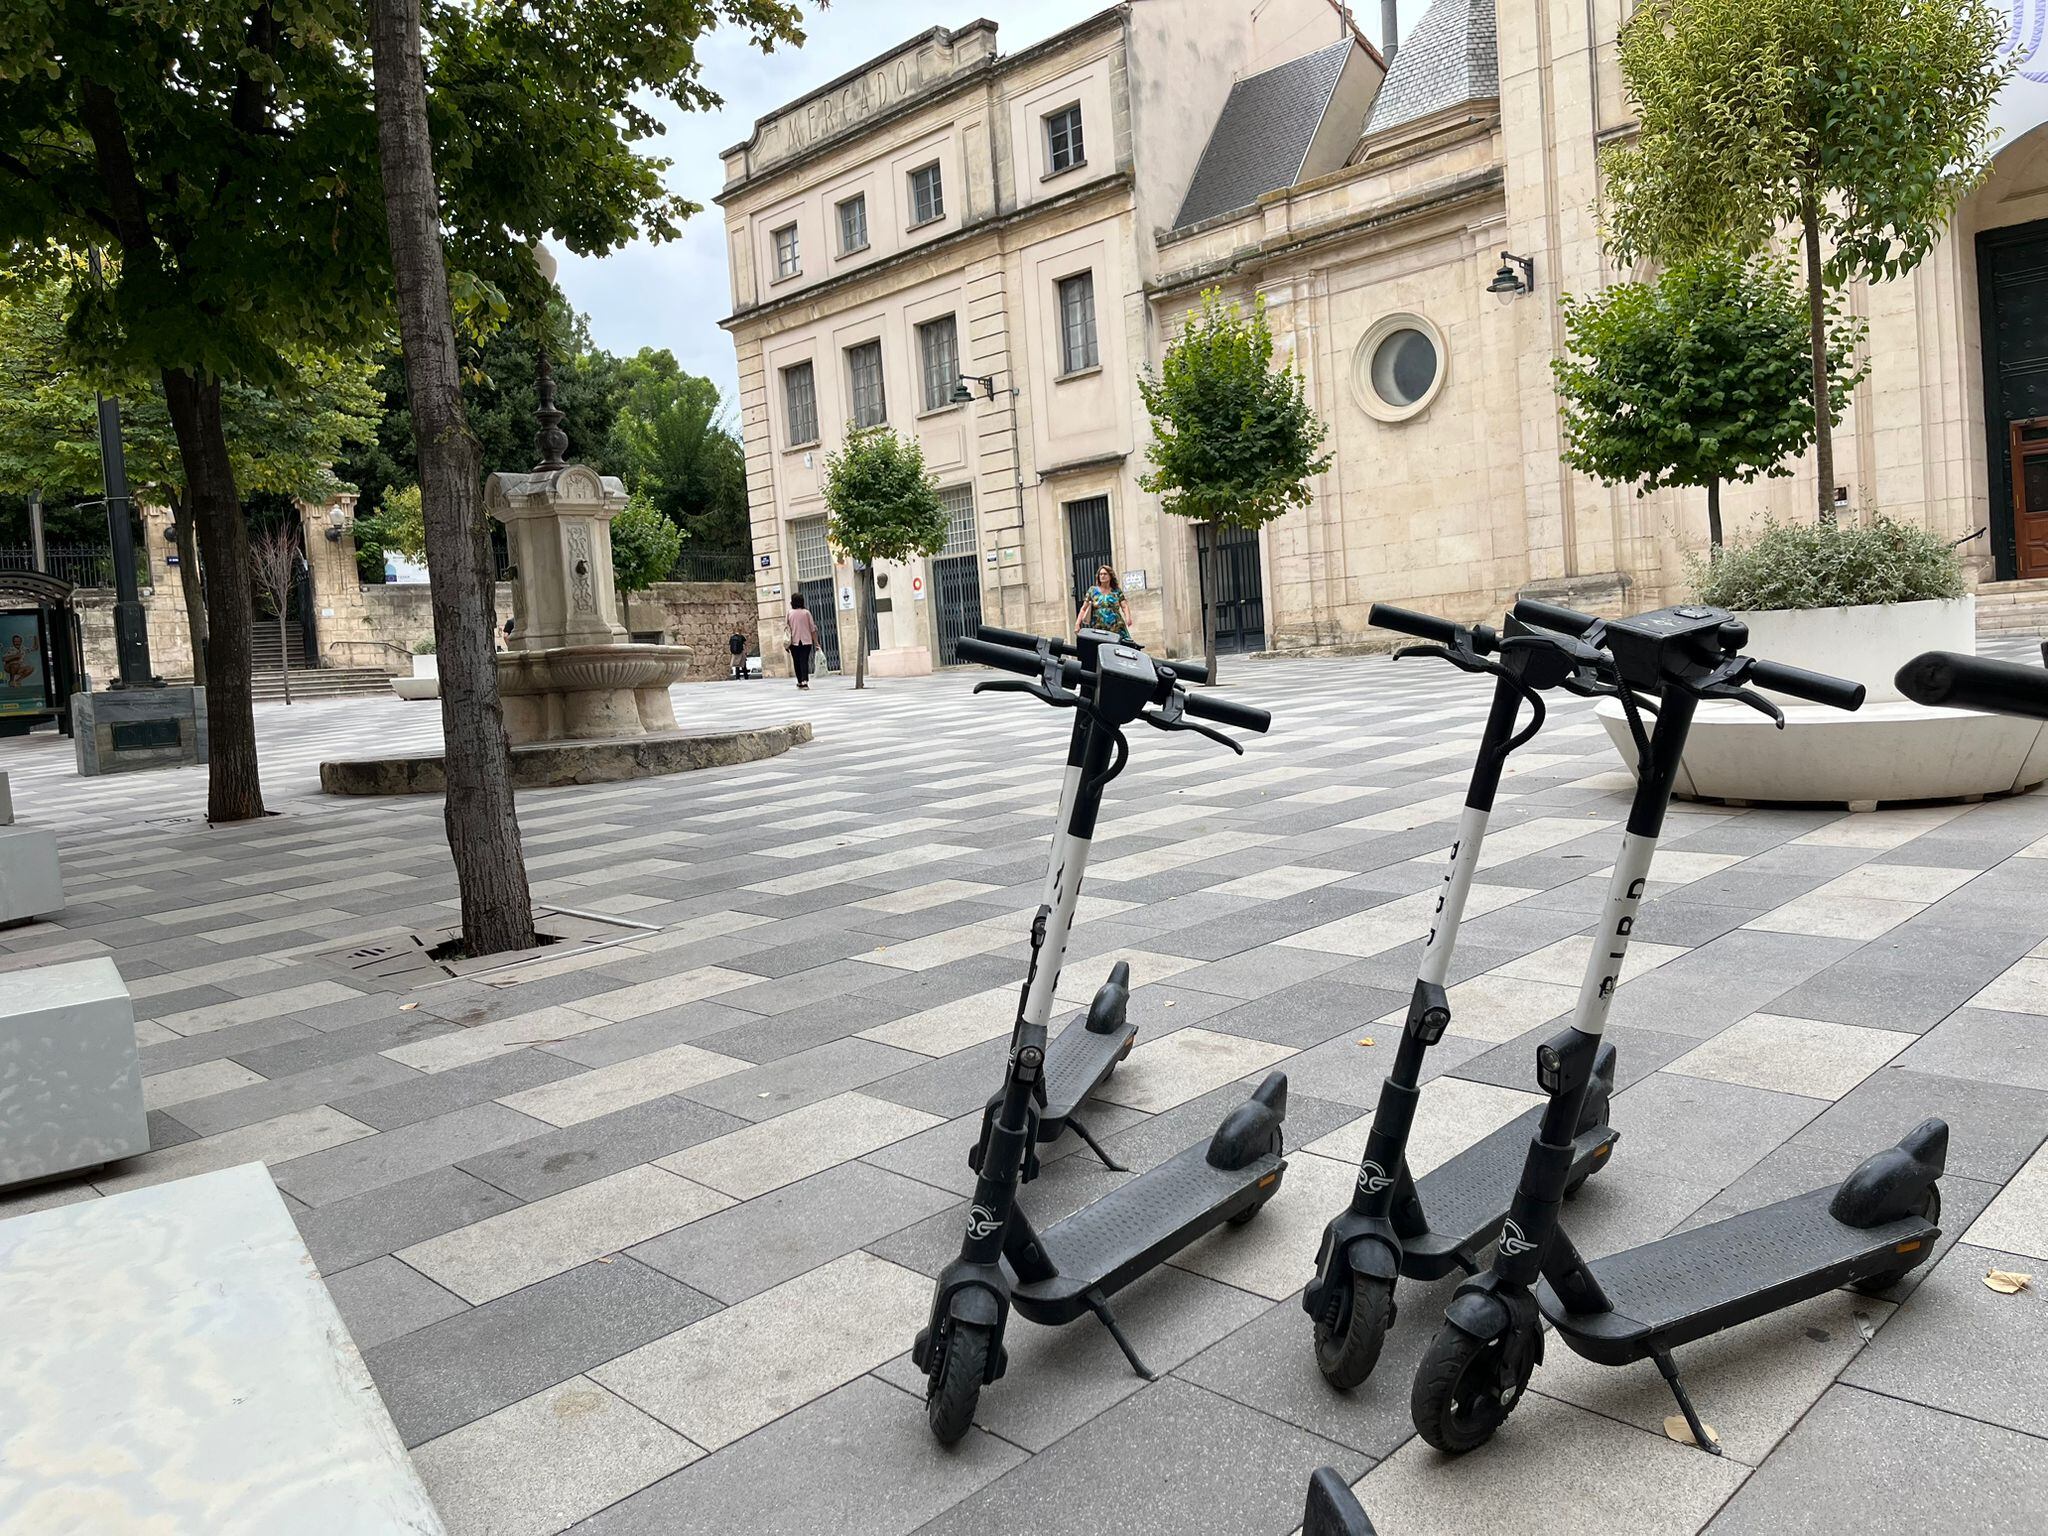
0 610 49 717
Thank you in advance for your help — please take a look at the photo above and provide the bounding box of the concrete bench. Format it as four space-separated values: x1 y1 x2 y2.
0 820 63 927
1 957 148 1188
0 1162 448 1535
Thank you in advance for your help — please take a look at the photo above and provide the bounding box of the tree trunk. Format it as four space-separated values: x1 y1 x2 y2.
277 609 292 704
159 369 265 822
170 493 208 688
1706 478 1724 553
1800 188 1836 524
1198 522 1220 684
371 0 534 956
853 568 870 690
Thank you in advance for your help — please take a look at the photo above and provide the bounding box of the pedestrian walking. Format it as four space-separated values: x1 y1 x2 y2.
728 626 749 680
787 593 820 690
1074 563 1135 644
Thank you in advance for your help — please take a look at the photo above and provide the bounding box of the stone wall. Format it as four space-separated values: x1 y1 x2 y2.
625 582 758 679
75 587 195 687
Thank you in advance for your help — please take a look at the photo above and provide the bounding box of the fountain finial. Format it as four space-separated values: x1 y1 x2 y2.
534 352 569 471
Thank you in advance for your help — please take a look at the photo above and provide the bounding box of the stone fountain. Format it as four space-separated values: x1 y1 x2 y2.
487 359 694 745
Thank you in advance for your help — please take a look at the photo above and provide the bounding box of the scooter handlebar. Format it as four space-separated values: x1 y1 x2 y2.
1896 649 2048 721
972 624 1213 685
1510 597 1600 637
1747 658 1866 712
956 636 1080 684
1368 604 1462 646
1182 690 1271 734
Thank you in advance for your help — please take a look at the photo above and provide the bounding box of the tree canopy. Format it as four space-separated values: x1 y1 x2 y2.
611 491 686 594
824 425 947 688
1552 252 1865 546
604 353 748 567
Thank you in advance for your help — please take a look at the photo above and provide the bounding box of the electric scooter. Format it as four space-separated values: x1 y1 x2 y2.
1302 604 1622 1388
914 634 1288 1443
960 623 1212 1172
1409 598 1948 1456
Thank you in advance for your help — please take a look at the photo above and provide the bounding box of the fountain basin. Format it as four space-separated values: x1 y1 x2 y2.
496 644 694 745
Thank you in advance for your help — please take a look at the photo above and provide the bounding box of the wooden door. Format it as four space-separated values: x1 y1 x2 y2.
2012 419 2048 577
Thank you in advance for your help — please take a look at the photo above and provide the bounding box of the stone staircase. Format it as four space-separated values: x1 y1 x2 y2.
1975 578 2048 634
247 626 394 702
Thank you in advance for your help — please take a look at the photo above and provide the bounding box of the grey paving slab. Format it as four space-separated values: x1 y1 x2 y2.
691 992 908 1063
1792 1064 2048 1186
165 1052 422 1136
1605 1071 1826 1184
1703 1386 2048 1534
134 1013 316 1077
334 1047 585 1130
627 1160 957 1303
1452 1019 1693 1096
271 1101 551 1207
293 1163 527 1274
324 1254 470 1351
1608 929 1863 1041
229 1009 461 1079
680 1036 927 1122
566 1375 1022 1536
538 1001 763 1067
1894 1005 2048 1090
914 1377 1370 1536
363 1256 719 1447
457 1093 750 1202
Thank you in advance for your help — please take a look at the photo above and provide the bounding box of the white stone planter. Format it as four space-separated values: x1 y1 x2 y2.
1597 594 2048 808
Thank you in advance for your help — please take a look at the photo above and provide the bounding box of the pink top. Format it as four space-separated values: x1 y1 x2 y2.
788 607 820 646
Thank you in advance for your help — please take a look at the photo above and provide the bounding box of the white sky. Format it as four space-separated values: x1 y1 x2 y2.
553 2 1396 404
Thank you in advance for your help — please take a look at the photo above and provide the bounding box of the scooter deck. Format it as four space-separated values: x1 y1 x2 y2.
1038 1010 1136 1136
1538 1185 1939 1365
1404 1107 1618 1276
1011 1141 1286 1324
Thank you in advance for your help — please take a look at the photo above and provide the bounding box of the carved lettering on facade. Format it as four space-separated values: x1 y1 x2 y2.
752 44 962 170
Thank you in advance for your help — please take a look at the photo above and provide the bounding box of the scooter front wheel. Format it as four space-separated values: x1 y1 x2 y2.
1411 1319 1532 1454
926 1321 992 1445
1314 1273 1395 1390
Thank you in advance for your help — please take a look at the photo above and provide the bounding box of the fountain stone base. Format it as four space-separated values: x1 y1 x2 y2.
496 643 695 746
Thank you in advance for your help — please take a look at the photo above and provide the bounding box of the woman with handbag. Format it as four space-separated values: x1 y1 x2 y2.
787 592 820 690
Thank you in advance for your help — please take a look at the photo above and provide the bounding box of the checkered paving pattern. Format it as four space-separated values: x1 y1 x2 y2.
4 638 2048 1535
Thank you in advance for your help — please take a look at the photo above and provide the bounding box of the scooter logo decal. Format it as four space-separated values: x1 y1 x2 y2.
1358 1160 1393 1194
964 1205 1001 1240
1498 1218 1537 1257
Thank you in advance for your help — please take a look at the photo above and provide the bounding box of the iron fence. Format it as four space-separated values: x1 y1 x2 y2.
666 550 755 584
0 543 115 589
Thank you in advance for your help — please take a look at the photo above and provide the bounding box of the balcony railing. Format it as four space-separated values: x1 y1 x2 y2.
0 544 116 589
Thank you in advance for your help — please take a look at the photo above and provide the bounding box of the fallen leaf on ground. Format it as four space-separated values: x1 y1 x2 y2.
1663 1415 1719 1448
398 1002 418 1011
1985 1269 2033 1295
1357 1037 1375 1047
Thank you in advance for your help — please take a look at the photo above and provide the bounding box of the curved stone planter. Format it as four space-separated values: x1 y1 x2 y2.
1596 595 2048 807
319 720 813 796
496 644 694 744
390 676 439 701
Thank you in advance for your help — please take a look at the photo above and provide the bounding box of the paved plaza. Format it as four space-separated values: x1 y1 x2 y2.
4 646 2048 1535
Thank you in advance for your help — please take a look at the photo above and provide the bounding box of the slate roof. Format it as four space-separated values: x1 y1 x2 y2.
1171 39 1357 231
1361 0 1498 137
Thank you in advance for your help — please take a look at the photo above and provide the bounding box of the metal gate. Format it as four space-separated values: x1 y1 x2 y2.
932 486 982 665
1066 496 1113 610
1195 522 1266 653
1981 218 2048 579
791 517 841 672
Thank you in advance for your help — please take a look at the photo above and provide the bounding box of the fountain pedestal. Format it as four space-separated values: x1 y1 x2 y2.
485 465 692 745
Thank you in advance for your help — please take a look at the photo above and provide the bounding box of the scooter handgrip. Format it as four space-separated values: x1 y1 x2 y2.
1182 689 1271 734
1747 658 1866 712
976 624 1073 657
955 636 1053 678
1511 597 1599 636
1896 650 2048 721
1368 604 1460 645
1152 655 1211 685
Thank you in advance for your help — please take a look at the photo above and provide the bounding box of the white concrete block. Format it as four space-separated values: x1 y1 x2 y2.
0 823 63 924
0 768 12 824
0 1162 447 1534
0 956 146 1187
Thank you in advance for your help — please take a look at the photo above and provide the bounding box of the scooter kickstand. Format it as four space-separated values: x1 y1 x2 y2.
1652 1348 1722 1457
1085 1288 1154 1379
1067 1114 1129 1173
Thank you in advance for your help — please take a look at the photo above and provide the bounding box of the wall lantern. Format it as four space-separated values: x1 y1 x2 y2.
1488 251 1535 302
323 503 352 542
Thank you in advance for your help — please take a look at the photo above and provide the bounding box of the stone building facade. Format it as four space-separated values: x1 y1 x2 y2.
724 0 2048 663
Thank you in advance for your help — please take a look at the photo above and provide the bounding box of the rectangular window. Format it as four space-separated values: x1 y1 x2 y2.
939 485 977 558
781 361 818 446
792 516 832 581
846 340 886 428
918 315 960 412
773 223 800 280
909 162 945 226
1058 271 1099 375
1045 104 1084 175
837 194 868 254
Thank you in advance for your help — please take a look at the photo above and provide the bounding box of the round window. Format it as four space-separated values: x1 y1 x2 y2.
1351 313 1448 423
1370 328 1438 408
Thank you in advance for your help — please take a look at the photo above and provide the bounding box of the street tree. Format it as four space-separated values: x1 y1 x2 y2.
605 356 748 571
1552 252 1866 551
1603 0 2008 521
824 426 949 690
247 523 301 704
1138 288 1329 679
611 492 685 596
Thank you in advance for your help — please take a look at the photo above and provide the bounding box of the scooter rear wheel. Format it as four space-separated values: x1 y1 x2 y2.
926 1322 991 1445
1314 1273 1395 1390
1851 1186 1941 1295
1411 1321 1530 1454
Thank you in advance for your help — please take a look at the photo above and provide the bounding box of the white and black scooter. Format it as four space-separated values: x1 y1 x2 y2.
1302 604 1621 1388
1409 599 1948 1456
913 635 1287 1443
